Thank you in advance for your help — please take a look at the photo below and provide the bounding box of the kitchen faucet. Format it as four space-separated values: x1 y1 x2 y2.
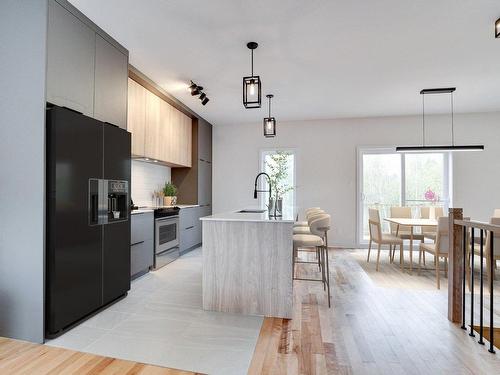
253 172 271 199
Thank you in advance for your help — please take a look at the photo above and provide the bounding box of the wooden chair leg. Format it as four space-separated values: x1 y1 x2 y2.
423 251 426 266
444 257 448 278
436 254 440 289
367 240 372 262
399 243 404 271
376 244 382 272
292 245 297 280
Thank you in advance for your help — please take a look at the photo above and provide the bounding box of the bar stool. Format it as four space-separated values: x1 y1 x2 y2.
293 214 331 307
293 209 325 234
294 207 322 227
293 210 326 270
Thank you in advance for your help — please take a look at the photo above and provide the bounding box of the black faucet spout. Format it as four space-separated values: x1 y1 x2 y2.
254 172 272 200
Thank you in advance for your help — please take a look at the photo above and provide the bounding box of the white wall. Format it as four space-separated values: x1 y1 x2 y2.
131 160 171 206
213 112 500 247
0 0 48 343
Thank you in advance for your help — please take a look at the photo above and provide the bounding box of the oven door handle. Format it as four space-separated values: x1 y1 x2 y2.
155 216 179 223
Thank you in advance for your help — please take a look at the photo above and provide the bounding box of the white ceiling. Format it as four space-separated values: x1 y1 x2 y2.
70 0 500 126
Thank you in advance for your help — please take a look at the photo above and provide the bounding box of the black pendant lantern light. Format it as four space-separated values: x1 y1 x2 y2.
396 88 484 152
263 94 276 137
496 18 500 38
243 42 262 108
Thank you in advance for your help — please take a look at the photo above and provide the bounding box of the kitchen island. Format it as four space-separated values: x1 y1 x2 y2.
200 209 294 318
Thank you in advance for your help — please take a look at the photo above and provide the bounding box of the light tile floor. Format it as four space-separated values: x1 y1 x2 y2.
46 248 263 375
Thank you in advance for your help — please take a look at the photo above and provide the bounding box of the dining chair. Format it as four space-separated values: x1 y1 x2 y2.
367 208 403 271
293 213 332 307
390 206 424 262
420 206 444 241
419 216 449 289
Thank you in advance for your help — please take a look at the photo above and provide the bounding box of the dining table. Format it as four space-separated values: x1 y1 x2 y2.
384 217 438 274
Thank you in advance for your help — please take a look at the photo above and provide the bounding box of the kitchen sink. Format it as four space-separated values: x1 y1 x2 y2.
237 209 267 213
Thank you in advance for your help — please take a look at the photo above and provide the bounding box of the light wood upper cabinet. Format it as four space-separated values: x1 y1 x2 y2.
159 100 172 162
127 79 192 167
127 79 146 156
144 90 161 160
181 113 193 166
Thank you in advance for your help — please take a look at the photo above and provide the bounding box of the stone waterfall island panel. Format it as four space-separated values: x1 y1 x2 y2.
201 212 293 318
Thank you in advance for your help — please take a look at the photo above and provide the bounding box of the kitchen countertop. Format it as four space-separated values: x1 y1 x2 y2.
200 209 295 223
131 209 154 215
137 205 200 210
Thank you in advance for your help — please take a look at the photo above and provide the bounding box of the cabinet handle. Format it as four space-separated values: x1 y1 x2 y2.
131 240 145 246
185 226 194 230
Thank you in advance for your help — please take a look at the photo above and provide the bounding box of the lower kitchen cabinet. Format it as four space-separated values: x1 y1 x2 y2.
131 212 154 279
179 206 211 254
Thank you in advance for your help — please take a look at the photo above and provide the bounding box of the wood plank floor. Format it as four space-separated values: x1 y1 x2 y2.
0 337 202 375
249 249 500 375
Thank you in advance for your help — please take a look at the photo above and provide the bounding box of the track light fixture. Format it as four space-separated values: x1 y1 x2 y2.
188 80 210 105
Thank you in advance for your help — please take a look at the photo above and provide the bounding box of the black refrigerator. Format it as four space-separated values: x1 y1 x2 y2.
46 105 131 338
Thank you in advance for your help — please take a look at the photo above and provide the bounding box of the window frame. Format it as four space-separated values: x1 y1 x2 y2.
259 148 297 212
356 146 452 246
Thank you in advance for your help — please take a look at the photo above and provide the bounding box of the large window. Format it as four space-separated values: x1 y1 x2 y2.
357 148 451 244
260 149 296 217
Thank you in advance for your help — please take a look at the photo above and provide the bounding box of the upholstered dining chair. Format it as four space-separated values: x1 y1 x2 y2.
390 206 424 262
367 208 403 271
420 206 445 242
419 216 449 289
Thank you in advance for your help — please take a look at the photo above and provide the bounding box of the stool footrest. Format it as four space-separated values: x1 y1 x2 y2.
293 277 323 282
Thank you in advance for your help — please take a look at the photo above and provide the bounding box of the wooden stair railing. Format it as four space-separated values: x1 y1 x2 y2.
448 208 498 354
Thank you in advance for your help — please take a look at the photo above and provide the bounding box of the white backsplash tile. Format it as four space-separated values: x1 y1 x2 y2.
131 161 171 207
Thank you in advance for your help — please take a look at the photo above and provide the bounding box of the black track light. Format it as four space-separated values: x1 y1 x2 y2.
188 81 197 94
199 92 206 101
191 86 202 96
201 97 209 105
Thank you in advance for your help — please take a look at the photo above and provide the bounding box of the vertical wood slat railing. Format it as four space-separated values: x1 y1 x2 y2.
448 208 497 354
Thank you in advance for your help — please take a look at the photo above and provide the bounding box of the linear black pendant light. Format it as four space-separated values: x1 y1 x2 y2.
396 88 484 153
263 94 276 137
243 42 262 108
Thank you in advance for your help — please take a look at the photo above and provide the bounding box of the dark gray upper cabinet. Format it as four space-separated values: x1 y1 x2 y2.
46 0 128 126
94 35 128 129
47 0 95 116
198 119 212 162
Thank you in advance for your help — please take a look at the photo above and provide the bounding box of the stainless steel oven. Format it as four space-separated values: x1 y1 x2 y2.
153 207 180 269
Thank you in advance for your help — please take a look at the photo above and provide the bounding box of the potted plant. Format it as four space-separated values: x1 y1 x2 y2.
162 181 177 206
265 151 294 217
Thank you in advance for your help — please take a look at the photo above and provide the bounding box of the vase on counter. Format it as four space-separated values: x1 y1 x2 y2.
163 196 175 206
268 197 275 217
275 198 283 217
